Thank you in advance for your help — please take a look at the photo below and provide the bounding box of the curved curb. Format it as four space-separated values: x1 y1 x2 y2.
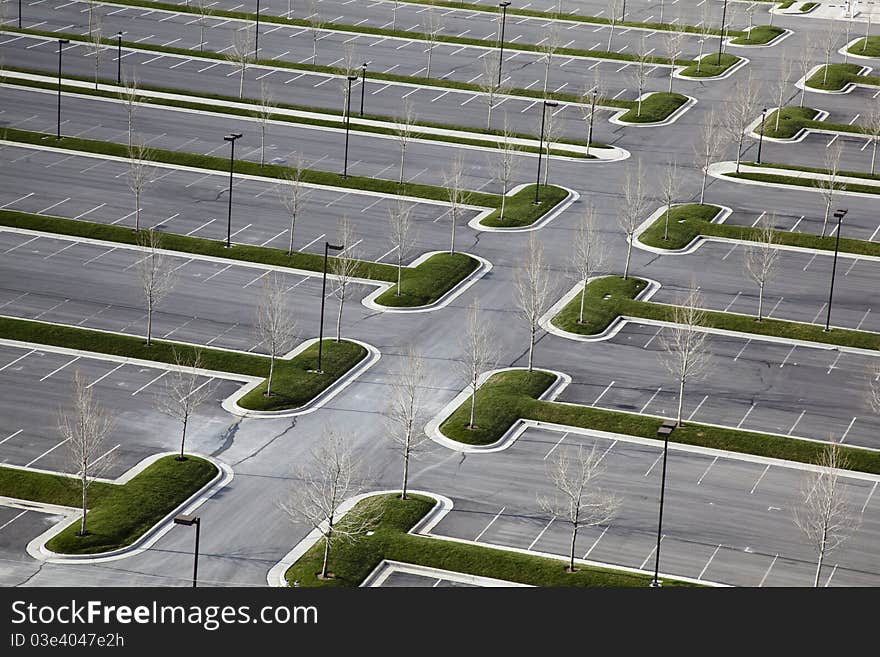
266 489 721 588
361 560 531 587
21 452 233 564
221 338 381 419
360 250 492 314
727 27 794 49
795 63 874 95
839 38 879 61
468 184 579 233
608 93 697 128
745 107 830 143
423 367 572 454
632 204 732 255
709 160 880 200
674 54 750 81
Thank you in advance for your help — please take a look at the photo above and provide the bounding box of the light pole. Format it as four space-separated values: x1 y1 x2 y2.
223 133 242 248
824 209 847 332
173 514 200 588
116 32 124 85
756 107 767 164
718 0 729 64
56 39 69 140
255 0 261 59
19 0 22 28
534 99 558 205
318 241 344 372
343 74 357 178
359 62 367 116
497 2 511 87
650 433 670 588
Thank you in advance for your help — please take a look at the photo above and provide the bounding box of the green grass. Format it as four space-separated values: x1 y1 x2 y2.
726 162 880 196
777 1 796 8
805 63 880 91
759 106 822 139
637 203 880 258
679 53 742 78
800 2 819 12
284 494 697 587
616 93 689 124
0 455 217 554
438 370 880 475
730 26 785 46
479 184 569 228
374 252 479 307
0 315 366 412
848 37 880 58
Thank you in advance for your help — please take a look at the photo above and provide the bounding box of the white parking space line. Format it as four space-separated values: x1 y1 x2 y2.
0 430 23 445
469 506 509 544
736 403 756 428
696 456 718 485
543 431 568 460
3 236 40 254
26 438 69 467
639 387 662 413
86 363 125 389
86 444 121 471
640 536 663 570
528 518 554 550
758 554 778 587
750 464 771 495
131 371 168 395
861 481 877 515
687 395 708 421
840 417 857 443
788 410 806 435
39 356 80 381
0 349 36 372
0 192 35 209
0 510 28 532
582 526 608 559
698 544 722 580
823 564 838 587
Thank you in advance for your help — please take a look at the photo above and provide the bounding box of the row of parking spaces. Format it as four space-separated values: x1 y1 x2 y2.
0 145 469 263
374 571 477 588
538 322 880 450
0 344 241 477
721 206 880 247
0 231 361 354
0 506 63 576
648 241 880 334
0 32 617 141
429 428 880 587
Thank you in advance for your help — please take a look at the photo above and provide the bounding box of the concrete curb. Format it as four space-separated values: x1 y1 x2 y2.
17 452 233 564
709 160 880 200
840 38 879 60
728 27 794 49
795 63 874 95
468 184 579 232
361 560 531 587
675 53 750 81
745 107 831 143
607 93 697 128
632 203 732 255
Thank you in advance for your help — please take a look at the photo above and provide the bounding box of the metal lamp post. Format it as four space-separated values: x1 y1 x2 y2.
343 74 358 178
173 514 201 588
318 241 344 372
650 433 671 588
824 209 847 332
497 2 511 86
18 0 22 28
56 39 69 140
117 32 124 85
534 100 558 205
223 133 243 248
718 0 729 64
757 107 767 164
255 0 261 59
360 62 368 116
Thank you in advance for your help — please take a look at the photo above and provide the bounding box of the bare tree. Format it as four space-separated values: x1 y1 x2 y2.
278 430 381 580
194 0 212 52
278 153 309 255
394 100 417 185
696 109 723 205
842 15 853 65
580 76 604 151
695 2 713 74
478 54 510 130
385 347 431 501
541 25 561 97
659 285 710 426
538 444 621 572
814 141 843 237
493 119 520 222
137 229 176 347
797 41 817 107
515 234 552 372
866 102 880 176
254 81 275 168
330 215 360 342
863 13 874 54
725 74 759 173
118 75 139 151
457 300 497 430
821 22 841 86
155 350 216 460
773 55 793 132
60 371 115 537
665 29 684 94
659 160 680 242
307 0 324 65
618 161 649 280
256 273 297 394
570 202 606 324
230 24 254 99
443 154 467 254
388 200 415 297
744 214 780 322
793 441 859 587
633 36 650 117
88 12 103 91
606 0 622 51
542 105 560 187
127 139 154 232
422 8 443 79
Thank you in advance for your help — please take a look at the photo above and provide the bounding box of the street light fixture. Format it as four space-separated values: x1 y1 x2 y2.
56 39 70 140
255 0 261 59
650 431 670 588
223 133 243 248
360 62 368 117
534 100 558 205
824 208 847 332
343 74 358 179
317 241 344 372
173 514 201 588
756 107 767 164
497 2 511 87
718 0 729 64
116 32 124 85
19 0 22 29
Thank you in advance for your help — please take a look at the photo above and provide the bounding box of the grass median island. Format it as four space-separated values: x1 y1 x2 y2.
759 106 822 139
848 36 880 58
805 63 880 91
437 370 880 475
616 93 688 124
730 25 786 46
725 166 880 196
479 184 569 228
374 252 478 307
284 493 697 587
0 455 217 554
638 202 880 257
679 53 742 78
0 315 366 411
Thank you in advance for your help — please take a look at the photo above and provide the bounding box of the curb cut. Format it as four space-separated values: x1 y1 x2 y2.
468 184 579 232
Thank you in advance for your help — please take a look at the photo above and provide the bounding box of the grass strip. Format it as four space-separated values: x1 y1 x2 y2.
616 93 688 123
726 170 880 196
729 25 786 46
637 203 880 257
284 493 698 587
0 314 366 411
0 455 217 554
800 2 819 12
552 274 880 351
478 184 569 228
679 52 741 78
805 63 880 91
0 72 597 157
848 37 880 58
439 369 880 474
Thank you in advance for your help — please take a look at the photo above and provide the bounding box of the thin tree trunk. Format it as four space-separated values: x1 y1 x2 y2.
700 168 708 205
396 253 403 296
450 208 456 254
399 146 406 184
527 328 535 372
813 543 825 587
288 211 297 255
500 184 508 220
239 66 245 99
578 280 587 324
757 282 765 321
267 354 275 396
623 240 633 279
260 124 265 167
486 95 493 130
735 134 744 173
677 378 685 425
321 526 332 578
179 416 188 459
134 189 140 230
663 207 671 240
569 525 578 572
401 450 409 500
80 477 88 535
146 300 153 346
335 297 343 342
468 383 477 428
872 139 877 175
822 202 831 237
